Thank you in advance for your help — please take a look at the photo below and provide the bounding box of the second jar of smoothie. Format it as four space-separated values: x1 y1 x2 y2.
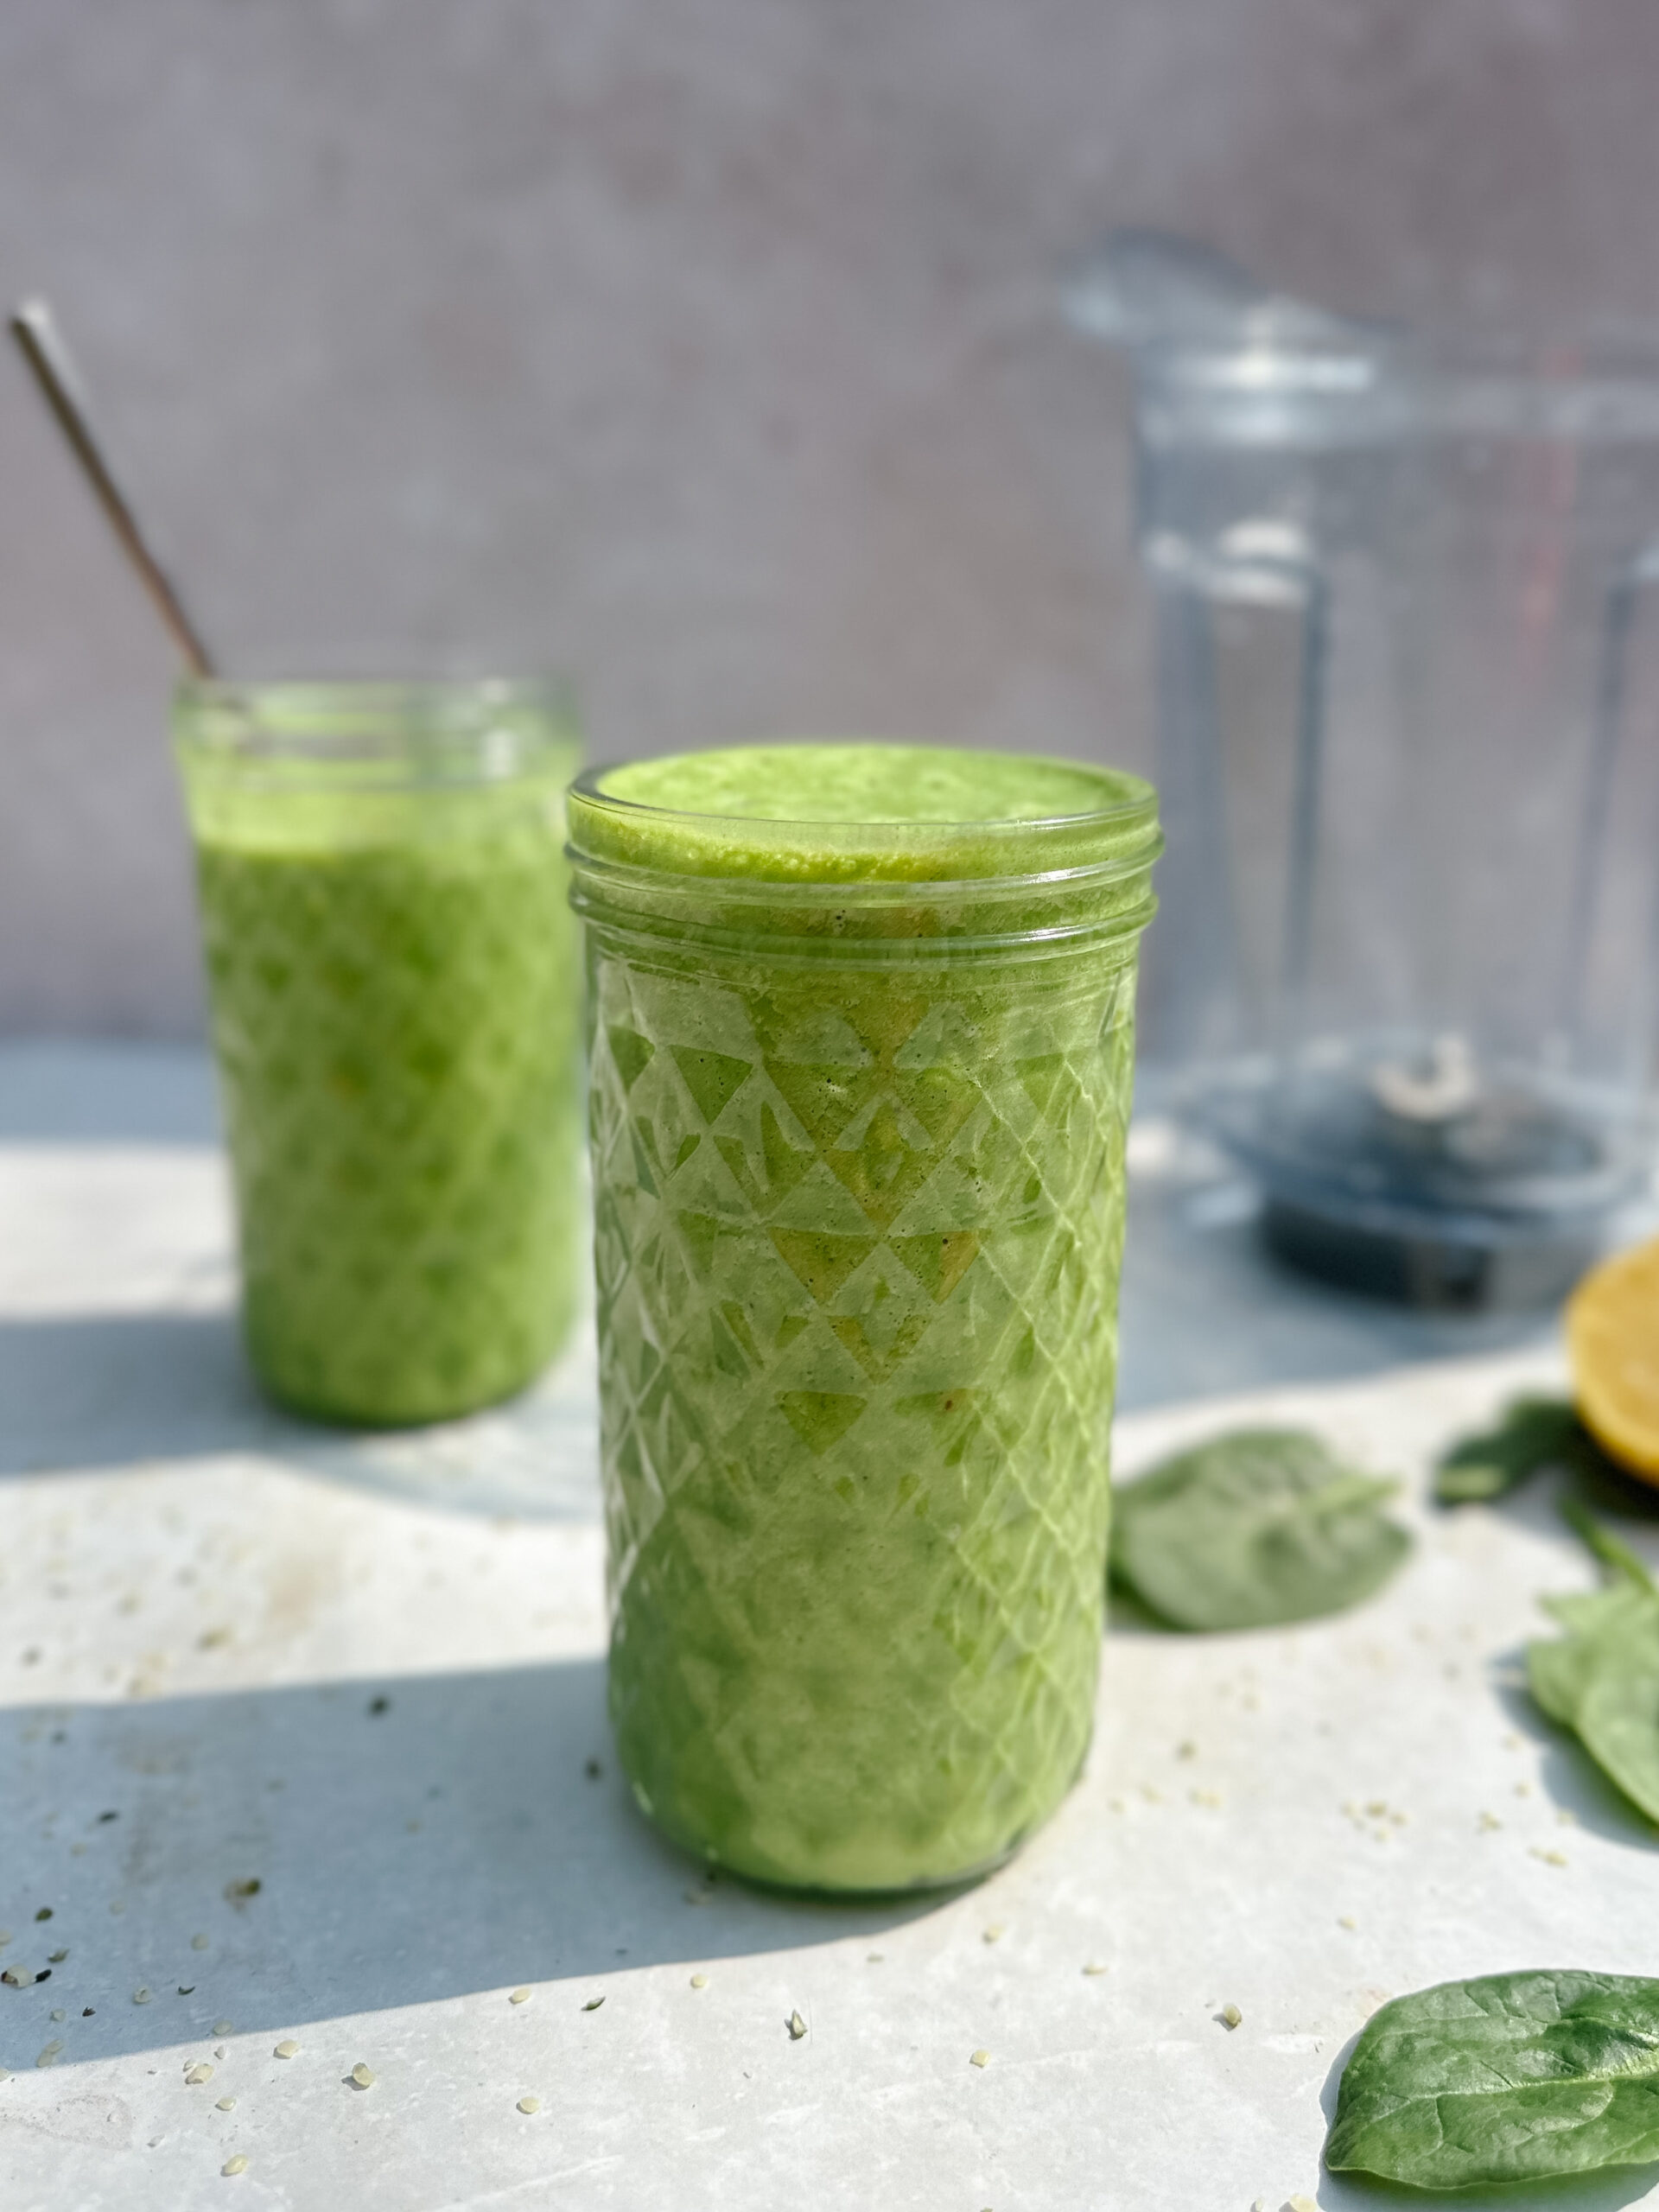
568 743 1160 1891
175 679 583 1427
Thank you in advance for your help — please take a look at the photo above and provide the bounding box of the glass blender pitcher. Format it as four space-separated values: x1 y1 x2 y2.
1070 232 1659 1306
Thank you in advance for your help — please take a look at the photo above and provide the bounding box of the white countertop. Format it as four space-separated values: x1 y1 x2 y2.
2 1044 1654 2212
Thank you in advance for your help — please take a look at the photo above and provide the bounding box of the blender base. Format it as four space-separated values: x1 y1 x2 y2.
1261 1197 1601 1312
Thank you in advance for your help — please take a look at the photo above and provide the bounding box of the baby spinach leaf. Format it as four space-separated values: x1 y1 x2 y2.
1434 1395 1581 1504
1578 1629 1659 1827
1528 1582 1655 1727
1325 1968 1659 2190
1109 1428 1410 1632
1562 1495 1659 1593
1527 1505 1659 1827
1434 1395 1655 1513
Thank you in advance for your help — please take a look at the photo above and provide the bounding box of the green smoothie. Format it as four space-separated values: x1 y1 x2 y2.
175 682 582 1427
569 743 1160 1891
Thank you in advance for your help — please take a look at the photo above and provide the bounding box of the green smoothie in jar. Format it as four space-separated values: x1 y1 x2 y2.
569 743 1160 1891
175 680 583 1427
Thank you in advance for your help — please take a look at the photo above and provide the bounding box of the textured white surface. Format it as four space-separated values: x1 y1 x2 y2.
3 1090 1658 2208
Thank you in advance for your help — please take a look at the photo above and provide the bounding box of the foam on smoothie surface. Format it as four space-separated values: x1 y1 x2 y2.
582 744 1153 882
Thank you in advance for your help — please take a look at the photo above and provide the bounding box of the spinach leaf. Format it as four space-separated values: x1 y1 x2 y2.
1562 1495 1659 1593
1528 1583 1654 1727
1109 1428 1410 1632
1434 1395 1581 1503
1527 1505 1659 1827
1325 1969 1659 2190
1578 1630 1659 1827
1434 1395 1652 1510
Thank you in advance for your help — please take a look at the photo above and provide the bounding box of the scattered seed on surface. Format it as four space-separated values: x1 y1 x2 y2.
1190 1789 1224 1808
82 2008 93 2018
1514 1782 1532 1798
2 1967 34 1988
786 2010 808 2041
216 2097 236 2112
186 2064 214 2086
690 1974 708 1989
224 1879 261 1905
97 1809 118 1823
1220 2004 1243 2030
867 1953 883 1964
517 2095 540 2114
274 2040 300 2060
507 1986 532 2006
1082 1963 1109 1976
1286 2196 1319 2212
1531 1847 1568 1867
213 2021 233 2037
222 2154 248 2177
1478 1810 1502 1831
1364 1800 1387 1818
178 1985 195 1995
133 1988 151 2005
1176 1741 1197 1761
35 2041 63 2068
1558 1808 1578 1827
49 2008 64 2023
35 1908 52 1923
349 2063 375 2089
47 1948 67 1964
192 1935 210 1951
969 2049 989 2068
582 1996 605 2012
982 1924 1005 1944
1338 1916 1357 1930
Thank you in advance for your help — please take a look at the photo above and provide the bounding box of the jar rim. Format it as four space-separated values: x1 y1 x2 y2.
173 676 581 792
568 744 1160 889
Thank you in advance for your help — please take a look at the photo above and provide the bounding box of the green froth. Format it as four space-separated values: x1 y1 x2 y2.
574 743 1158 886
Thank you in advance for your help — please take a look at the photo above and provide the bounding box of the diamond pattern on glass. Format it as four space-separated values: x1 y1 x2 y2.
588 934 1139 1890
200 832 581 1425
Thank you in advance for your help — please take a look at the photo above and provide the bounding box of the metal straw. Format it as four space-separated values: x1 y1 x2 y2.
10 296 218 678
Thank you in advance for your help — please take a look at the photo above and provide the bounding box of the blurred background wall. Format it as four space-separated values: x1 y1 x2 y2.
5 0 1659 1034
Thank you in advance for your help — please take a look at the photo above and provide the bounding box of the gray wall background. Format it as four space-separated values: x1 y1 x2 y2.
6 0 1659 1034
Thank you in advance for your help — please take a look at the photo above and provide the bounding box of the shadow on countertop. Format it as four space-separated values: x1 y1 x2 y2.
0 1040 219 1146
0 1308 603 1519
0 1656 950 2072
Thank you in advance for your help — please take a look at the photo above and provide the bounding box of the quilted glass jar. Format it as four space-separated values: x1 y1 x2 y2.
569 743 1160 1891
175 678 583 1426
